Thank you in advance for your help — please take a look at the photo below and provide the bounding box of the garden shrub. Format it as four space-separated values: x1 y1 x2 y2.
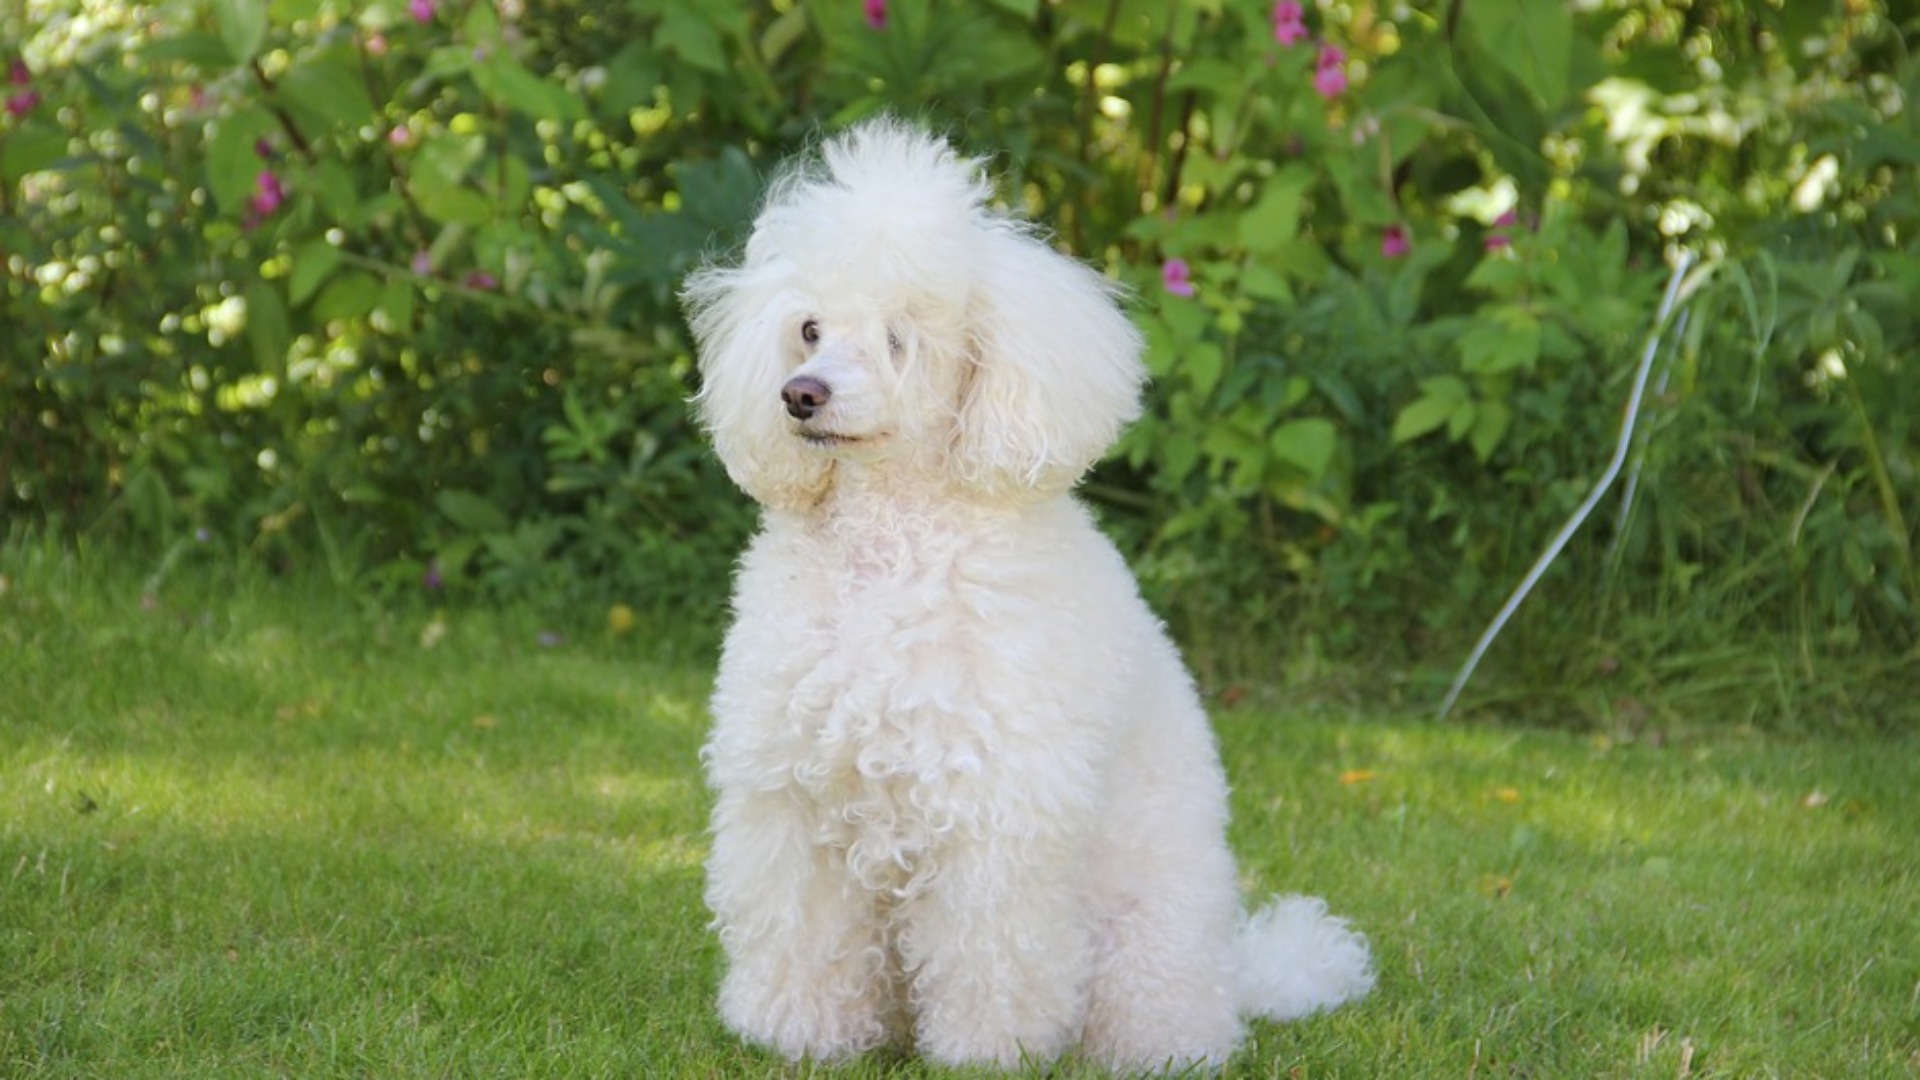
2 0 1914 706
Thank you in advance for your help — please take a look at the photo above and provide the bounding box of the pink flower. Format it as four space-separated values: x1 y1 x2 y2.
1161 258 1195 298
254 137 275 159
388 125 412 147
5 90 39 118
464 270 499 290
1485 209 1518 251
364 31 389 57
248 170 285 223
1313 43 1347 99
1381 224 1410 259
1271 1 1308 47
408 0 435 23
411 251 433 275
8 59 29 87
864 0 887 29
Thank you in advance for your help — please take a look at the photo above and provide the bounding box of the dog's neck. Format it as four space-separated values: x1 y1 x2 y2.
803 457 970 521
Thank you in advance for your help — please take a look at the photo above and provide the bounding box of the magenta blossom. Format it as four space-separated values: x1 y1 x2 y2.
464 269 499 290
1381 224 1410 260
1272 1 1308 47
5 61 37 119
864 0 887 29
408 0 436 24
251 170 285 217
1313 43 1347 99
411 250 433 275
1161 258 1195 298
1485 209 1518 251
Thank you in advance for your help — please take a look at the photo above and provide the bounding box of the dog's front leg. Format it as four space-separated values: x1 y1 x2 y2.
706 789 903 1061
897 826 1093 1068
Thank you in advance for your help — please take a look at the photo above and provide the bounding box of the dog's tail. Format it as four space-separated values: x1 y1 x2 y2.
1233 895 1375 1022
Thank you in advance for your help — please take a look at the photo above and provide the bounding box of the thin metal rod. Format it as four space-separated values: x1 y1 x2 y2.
1437 251 1697 720
1611 305 1691 555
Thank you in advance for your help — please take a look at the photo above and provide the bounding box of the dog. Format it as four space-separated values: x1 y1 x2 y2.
680 118 1372 1071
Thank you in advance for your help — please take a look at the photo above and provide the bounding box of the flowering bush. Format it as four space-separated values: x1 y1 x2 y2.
2 0 1914 673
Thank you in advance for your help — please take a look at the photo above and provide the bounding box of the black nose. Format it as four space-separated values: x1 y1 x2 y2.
781 375 831 420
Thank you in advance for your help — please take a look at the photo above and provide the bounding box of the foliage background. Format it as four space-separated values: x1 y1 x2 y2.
3 0 1915 725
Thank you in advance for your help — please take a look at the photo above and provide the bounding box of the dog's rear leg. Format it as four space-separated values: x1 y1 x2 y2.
707 791 903 1061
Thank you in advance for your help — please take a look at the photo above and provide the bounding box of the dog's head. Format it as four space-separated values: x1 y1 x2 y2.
681 119 1144 512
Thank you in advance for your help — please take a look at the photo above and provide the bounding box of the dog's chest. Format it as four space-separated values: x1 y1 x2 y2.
771 526 996 889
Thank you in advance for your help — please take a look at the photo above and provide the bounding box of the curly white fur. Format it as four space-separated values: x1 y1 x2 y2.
681 118 1372 1072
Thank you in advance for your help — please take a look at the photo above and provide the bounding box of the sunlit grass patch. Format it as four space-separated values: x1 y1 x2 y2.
2 548 1917 1077
1221 715 1920 1077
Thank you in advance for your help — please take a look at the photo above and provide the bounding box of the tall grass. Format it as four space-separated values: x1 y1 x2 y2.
3 544 1916 1077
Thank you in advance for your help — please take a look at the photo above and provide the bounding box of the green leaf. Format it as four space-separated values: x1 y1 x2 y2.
411 133 492 225
1393 377 1470 444
598 40 664 115
1469 399 1512 461
759 5 809 66
308 159 359 222
1458 307 1543 374
1157 423 1200 484
415 131 486 182
278 52 377 131
1269 418 1337 481
1466 0 1573 109
140 31 234 69
1239 166 1314 256
215 0 269 65
475 54 585 122
0 129 68 182
1446 399 1477 441
1186 342 1225 400
1239 263 1293 304
1166 59 1246 99
244 280 290 375
288 239 342 305
205 106 278 214
415 182 491 225
378 277 416 332
1466 254 1527 295
436 490 510 534
1159 298 1211 345
312 270 381 324
657 8 729 74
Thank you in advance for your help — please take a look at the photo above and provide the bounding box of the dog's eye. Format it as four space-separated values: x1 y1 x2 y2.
800 319 820 345
887 330 901 354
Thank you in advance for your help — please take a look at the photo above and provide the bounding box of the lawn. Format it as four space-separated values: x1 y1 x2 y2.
2 550 1916 1078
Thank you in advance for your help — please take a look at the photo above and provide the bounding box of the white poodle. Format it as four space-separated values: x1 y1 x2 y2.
680 118 1372 1072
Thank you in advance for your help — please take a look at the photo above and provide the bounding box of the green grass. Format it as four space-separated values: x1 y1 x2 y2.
3 547 1917 1078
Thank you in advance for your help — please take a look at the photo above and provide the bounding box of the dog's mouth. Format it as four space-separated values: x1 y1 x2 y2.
798 429 883 449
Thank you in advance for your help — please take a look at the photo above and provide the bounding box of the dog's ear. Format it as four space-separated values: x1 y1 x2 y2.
683 263 832 512
953 226 1145 497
